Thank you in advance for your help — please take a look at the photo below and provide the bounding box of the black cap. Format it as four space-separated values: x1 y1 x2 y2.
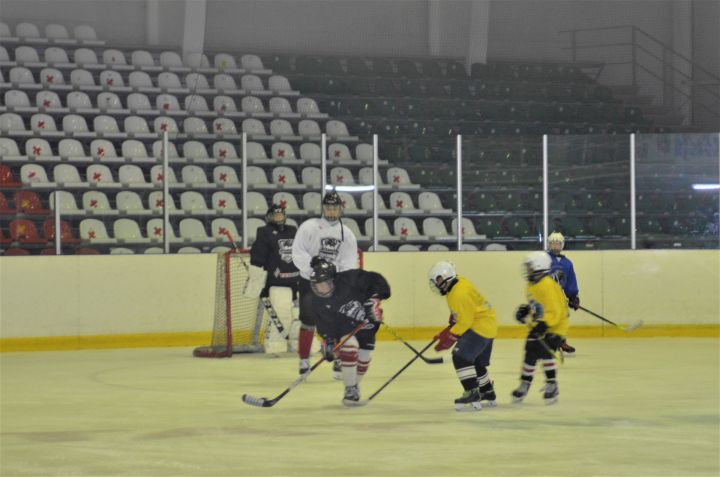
322 191 342 206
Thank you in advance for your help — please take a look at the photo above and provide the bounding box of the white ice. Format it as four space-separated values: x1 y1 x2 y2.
1 338 718 476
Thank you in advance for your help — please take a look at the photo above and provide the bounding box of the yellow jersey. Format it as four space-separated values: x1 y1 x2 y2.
446 276 497 339
526 275 569 337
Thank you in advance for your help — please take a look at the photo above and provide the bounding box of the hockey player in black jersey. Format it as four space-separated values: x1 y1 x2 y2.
245 204 300 352
307 257 391 407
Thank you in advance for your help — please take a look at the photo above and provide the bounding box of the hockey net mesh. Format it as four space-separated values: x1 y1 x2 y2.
193 250 265 357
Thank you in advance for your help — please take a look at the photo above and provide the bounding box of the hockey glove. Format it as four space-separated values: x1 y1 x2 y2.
515 304 531 324
434 327 459 352
568 295 580 311
528 321 548 340
448 312 457 326
363 297 384 324
323 339 337 362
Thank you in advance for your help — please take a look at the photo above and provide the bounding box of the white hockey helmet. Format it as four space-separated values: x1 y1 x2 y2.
523 251 552 283
428 260 457 295
548 232 564 254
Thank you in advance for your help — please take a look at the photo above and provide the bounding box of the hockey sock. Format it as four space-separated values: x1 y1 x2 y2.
475 366 494 394
453 355 478 391
521 360 536 383
339 341 359 387
298 325 315 360
357 349 372 383
542 359 557 382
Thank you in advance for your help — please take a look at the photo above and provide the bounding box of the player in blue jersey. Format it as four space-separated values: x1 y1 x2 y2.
547 232 579 357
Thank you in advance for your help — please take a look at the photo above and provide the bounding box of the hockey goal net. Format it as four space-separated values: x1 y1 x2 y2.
193 249 265 357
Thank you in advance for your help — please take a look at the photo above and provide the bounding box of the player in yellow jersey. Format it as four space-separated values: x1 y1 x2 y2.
428 261 498 412
512 251 569 405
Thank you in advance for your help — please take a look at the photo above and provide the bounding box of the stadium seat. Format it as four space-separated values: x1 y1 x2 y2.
180 191 211 214
185 72 210 89
110 247 135 255
79 218 116 244
90 139 117 159
302 192 321 213
365 218 397 240
246 217 265 243
246 191 268 215
154 116 179 134
328 143 353 161
22 164 54 185
185 53 210 68
38 68 63 87
212 191 241 214
49 191 83 216
185 95 209 112
273 192 305 215
146 218 181 243
423 217 453 241
386 167 417 188
389 192 420 213
299 143 321 162
87 164 119 188
66 91 92 109
62 114 90 134
181 165 211 187
15 46 40 64
270 119 296 137
418 191 452 213
0 165 22 188
183 141 209 160
128 71 153 88
214 53 237 70
361 192 389 213
9 67 35 85
118 164 152 188
93 115 121 135
272 166 302 188
30 113 57 132
241 74 265 92
242 118 266 135
45 24 70 40
271 142 297 160
326 120 350 137
210 218 241 243
152 141 179 160
103 49 127 66
10 219 46 244
269 97 293 114
179 218 214 243
44 219 81 245
36 90 62 108
214 73 238 91
147 191 177 212
298 119 322 137
297 97 321 115
121 140 150 159
0 138 21 158
213 95 237 112
74 25 99 42
156 93 181 111
268 75 292 92
245 141 268 161
45 47 70 64
5 90 31 108
394 217 427 240
116 191 150 215
301 167 321 188
70 69 95 87
241 54 264 70
358 167 384 186
52 164 84 187
0 113 26 132
330 167 355 185
25 138 54 159
82 190 117 214
74 48 99 65
127 93 152 112
183 117 209 135
342 217 367 240
212 141 239 160
124 116 151 135
15 190 50 214
213 118 238 134
157 72 182 88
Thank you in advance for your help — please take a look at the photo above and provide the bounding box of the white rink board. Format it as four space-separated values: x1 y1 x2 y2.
1 339 718 476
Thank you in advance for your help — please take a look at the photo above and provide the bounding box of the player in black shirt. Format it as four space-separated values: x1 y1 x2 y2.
308 257 391 406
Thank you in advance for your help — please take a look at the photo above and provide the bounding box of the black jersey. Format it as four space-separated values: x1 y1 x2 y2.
309 269 391 341
250 223 300 295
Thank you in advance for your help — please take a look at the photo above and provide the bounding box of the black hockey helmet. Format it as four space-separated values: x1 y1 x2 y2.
310 256 336 297
265 203 286 229
321 190 343 223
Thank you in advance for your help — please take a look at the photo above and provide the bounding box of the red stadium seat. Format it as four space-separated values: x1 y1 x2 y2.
14 190 51 215
9 219 46 244
0 191 13 213
3 248 31 256
43 219 81 245
0 165 22 188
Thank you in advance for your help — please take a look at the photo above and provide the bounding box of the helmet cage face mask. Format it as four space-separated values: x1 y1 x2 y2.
310 278 335 298
321 203 341 223
523 252 551 283
427 261 457 295
265 204 286 228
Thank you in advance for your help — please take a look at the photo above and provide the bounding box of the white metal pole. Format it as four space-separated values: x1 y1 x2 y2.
241 132 248 249
321 133 327 194
630 133 636 250
456 134 463 251
162 130 170 254
542 134 549 250
53 193 61 255
373 134 379 251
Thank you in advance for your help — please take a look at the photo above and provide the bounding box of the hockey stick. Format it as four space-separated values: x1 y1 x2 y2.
381 322 444 365
365 326 450 403
579 305 644 332
219 229 288 338
242 321 368 408
524 321 564 364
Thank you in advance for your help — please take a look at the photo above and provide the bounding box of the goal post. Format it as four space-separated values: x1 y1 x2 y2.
193 249 266 357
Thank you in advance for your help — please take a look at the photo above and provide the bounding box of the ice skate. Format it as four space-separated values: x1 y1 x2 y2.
541 381 559 405
511 380 531 403
560 341 576 358
298 358 310 375
332 358 342 381
480 390 497 407
454 388 482 412
342 385 364 407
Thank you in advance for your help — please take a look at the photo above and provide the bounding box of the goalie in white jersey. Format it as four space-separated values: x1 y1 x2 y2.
292 191 358 375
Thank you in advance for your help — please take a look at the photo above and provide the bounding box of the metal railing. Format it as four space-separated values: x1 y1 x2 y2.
561 25 720 127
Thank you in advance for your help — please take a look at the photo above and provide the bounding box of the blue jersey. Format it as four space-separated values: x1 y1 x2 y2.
547 252 579 299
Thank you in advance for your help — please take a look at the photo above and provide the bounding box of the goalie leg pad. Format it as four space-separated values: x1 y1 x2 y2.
244 265 268 298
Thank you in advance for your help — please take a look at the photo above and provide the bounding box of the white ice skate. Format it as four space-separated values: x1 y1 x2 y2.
454 389 482 412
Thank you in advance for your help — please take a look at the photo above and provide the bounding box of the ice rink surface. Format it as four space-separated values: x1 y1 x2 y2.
1 338 718 477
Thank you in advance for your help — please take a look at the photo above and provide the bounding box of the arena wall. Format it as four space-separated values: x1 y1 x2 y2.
1 250 717 351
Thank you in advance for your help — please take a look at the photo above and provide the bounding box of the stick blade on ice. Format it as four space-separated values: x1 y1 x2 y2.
624 320 644 333
242 394 270 407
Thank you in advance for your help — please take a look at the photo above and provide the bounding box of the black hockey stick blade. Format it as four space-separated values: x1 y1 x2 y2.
381 322 444 364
